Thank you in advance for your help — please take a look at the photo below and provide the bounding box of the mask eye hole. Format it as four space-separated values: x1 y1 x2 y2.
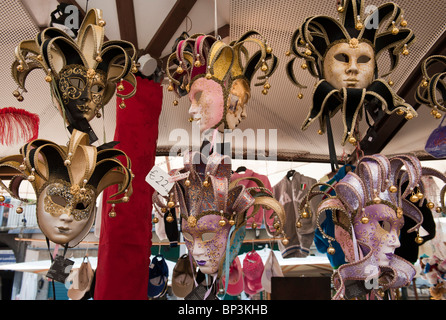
68 77 86 90
91 84 104 93
50 194 67 207
202 232 216 242
378 220 392 232
75 202 87 210
183 232 193 242
358 55 371 63
334 53 349 63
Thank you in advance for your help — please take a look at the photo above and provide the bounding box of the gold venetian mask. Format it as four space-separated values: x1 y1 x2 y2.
57 65 107 121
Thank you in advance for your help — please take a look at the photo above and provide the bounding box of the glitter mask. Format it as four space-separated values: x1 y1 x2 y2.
42 180 96 221
11 8 137 143
301 153 446 299
152 151 287 280
0 129 133 247
58 65 106 122
226 78 250 130
182 213 232 274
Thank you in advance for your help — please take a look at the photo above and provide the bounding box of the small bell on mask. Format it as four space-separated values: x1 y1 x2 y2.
109 204 117 217
218 210 226 227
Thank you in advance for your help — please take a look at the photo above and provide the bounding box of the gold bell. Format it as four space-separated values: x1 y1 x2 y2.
396 109 404 116
229 218 236 226
318 129 323 135
266 46 272 54
0 195 5 202
349 136 357 145
410 193 419 203
17 95 24 102
98 19 106 27
119 101 126 109
251 222 258 229
281 238 289 246
427 202 435 209
167 84 174 91
166 214 174 223
355 21 363 30
360 216 369 224
327 246 336 255
184 179 191 187
203 179 210 187
95 55 103 63
264 82 271 89
435 112 443 119
301 63 308 70
389 185 398 193
400 19 408 27
435 207 442 213
373 196 382 204
262 89 268 95
298 93 303 99
205 73 212 79
17 64 24 72
176 66 184 74
388 80 394 86
337 6 344 13
45 75 52 82
405 113 414 120
153 217 159 224
64 159 71 166
13 90 20 97
285 51 291 56
219 218 227 227
194 60 202 68
117 83 125 91
402 45 409 56
415 235 424 244
173 100 178 106
391 26 399 35
416 191 424 199
167 201 175 208
161 207 167 214
421 79 429 88
109 205 116 218
396 207 403 218
301 211 309 219
295 221 302 228
305 48 312 56
27 174 35 182
274 222 281 230
261 63 268 72
37 55 43 61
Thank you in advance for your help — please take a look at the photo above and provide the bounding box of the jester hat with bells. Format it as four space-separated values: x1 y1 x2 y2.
152 151 286 289
11 8 138 143
0 129 133 247
300 153 446 299
165 31 278 131
286 0 417 146
415 55 446 119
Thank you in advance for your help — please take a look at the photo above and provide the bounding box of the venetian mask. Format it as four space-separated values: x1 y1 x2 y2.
57 65 107 122
352 204 403 267
188 77 224 133
37 180 96 245
226 78 251 130
182 214 232 275
323 40 375 90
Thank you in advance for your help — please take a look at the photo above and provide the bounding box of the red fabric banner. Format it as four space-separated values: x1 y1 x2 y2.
94 77 163 299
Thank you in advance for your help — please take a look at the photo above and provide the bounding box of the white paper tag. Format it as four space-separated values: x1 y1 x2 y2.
145 166 174 197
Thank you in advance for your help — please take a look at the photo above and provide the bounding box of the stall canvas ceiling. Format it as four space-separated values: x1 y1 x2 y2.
0 0 445 165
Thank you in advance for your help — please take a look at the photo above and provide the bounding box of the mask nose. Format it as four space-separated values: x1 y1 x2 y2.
346 59 359 75
59 210 74 223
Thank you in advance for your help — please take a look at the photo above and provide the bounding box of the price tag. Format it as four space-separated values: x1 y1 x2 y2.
46 255 74 283
145 166 174 197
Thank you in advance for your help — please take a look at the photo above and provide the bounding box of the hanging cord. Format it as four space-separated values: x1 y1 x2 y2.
185 15 192 33
214 0 219 39
85 0 89 12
